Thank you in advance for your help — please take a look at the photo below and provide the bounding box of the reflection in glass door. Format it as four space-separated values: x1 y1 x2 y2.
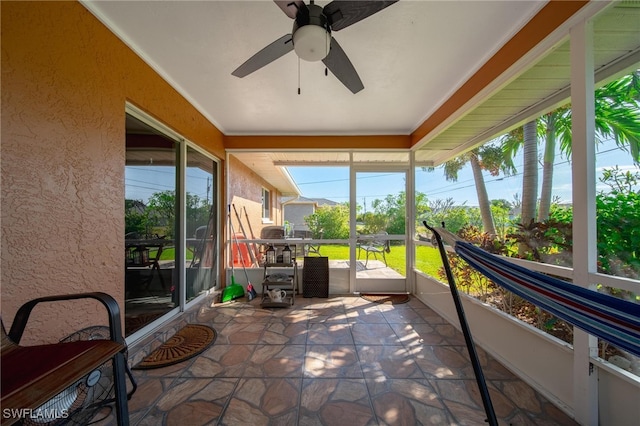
124 115 177 336
354 170 407 293
186 146 218 302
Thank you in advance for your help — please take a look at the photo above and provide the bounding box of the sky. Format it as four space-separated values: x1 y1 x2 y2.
287 138 639 208
126 165 212 203
125 138 638 207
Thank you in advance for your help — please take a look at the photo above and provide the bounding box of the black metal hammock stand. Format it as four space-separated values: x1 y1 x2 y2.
424 222 498 426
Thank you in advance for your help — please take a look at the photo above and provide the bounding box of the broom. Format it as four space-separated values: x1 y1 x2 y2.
231 224 257 301
222 205 245 302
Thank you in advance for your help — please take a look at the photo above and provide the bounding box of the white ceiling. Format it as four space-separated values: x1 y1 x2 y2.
89 1 639 195
85 0 545 135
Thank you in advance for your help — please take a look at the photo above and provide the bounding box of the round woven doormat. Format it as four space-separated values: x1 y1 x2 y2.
134 324 216 369
361 294 410 304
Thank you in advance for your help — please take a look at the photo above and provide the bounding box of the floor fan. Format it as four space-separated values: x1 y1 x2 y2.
23 326 136 426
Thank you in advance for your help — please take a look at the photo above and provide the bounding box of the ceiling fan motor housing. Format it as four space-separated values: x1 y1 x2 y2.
292 3 331 62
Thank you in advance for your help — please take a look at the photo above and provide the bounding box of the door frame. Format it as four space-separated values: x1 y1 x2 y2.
349 163 409 294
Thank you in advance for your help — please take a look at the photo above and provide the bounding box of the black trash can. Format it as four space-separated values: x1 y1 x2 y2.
302 256 329 298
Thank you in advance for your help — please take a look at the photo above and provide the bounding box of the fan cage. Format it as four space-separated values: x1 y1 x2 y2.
21 326 130 426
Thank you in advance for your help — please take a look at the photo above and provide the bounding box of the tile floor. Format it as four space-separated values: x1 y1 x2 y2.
102 295 578 425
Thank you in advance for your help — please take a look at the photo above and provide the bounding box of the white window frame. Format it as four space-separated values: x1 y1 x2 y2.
262 187 271 221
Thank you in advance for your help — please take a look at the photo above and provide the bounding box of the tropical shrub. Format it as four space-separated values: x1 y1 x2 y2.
437 225 572 342
506 218 573 266
305 204 350 239
125 199 150 236
125 191 212 239
506 167 640 278
421 198 479 235
596 167 640 279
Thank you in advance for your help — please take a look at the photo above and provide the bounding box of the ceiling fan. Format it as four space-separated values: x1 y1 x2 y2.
231 0 399 94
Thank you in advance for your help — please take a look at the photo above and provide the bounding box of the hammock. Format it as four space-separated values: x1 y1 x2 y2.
435 227 640 358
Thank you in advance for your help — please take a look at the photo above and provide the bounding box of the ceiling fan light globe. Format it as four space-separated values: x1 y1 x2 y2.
293 25 329 62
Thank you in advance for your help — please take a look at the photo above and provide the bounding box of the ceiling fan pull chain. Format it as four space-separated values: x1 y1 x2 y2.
298 56 301 95
324 32 328 77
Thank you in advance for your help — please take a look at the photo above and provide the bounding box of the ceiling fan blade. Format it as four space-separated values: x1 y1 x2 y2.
323 0 398 31
322 37 364 94
273 0 307 19
232 34 294 78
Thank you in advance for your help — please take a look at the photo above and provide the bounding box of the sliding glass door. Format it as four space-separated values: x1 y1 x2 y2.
124 109 219 338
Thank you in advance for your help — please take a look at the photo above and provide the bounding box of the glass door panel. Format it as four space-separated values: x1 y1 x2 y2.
124 116 177 336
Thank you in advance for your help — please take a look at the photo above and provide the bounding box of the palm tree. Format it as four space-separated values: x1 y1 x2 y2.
591 72 640 162
440 144 515 236
503 71 640 222
538 108 571 220
520 120 539 225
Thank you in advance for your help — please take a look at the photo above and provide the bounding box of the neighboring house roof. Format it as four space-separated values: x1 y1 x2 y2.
282 196 338 207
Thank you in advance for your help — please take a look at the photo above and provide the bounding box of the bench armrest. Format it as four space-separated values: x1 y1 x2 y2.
9 292 123 345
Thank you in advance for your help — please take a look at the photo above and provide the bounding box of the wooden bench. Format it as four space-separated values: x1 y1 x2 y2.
1 293 131 425
357 235 391 267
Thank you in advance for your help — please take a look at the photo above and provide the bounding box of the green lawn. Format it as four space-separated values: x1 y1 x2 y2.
157 247 193 261
414 245 444 277
300 244 443 277
161 243 443 278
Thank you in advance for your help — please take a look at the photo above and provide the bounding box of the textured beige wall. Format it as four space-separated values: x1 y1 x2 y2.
227 155 282 238
1 1 224 343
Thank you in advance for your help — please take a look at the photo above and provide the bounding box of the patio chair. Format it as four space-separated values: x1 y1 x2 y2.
357 233 390 267
293 230 323 256
1 292 132 425
305 230 323 256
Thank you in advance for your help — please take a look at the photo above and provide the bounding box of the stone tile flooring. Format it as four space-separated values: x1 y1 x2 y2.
104 295 579 425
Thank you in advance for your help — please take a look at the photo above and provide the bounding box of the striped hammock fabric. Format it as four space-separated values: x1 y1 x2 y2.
441 231 640 358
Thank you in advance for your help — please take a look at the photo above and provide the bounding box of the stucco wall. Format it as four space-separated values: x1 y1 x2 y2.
228 154 282 238
1 1 224 343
